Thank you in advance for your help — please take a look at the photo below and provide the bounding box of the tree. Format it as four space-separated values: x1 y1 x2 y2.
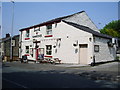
100 20 120 38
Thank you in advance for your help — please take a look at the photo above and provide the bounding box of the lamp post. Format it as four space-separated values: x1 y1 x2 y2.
10 0 15 61
0 2 2 54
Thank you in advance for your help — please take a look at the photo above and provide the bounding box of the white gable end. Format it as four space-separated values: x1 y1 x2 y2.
63 11 100 33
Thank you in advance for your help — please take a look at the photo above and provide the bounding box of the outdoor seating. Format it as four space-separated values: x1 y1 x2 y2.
39 57 61 64
52 58 61 64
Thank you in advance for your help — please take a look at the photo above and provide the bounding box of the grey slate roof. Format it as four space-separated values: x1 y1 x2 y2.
20 11 85 31
0 37 11 42
0 35 19 42
19 10 113 39
62 20 113 39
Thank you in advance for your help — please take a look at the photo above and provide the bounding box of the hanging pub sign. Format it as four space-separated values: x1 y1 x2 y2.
12 40 15 46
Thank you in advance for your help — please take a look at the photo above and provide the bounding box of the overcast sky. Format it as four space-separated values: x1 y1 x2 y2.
2 2 118 37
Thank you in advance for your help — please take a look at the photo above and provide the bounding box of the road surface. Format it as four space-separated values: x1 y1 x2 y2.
2 61 119 88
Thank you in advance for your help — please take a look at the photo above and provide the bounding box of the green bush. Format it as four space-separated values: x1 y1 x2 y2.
116 56 120 60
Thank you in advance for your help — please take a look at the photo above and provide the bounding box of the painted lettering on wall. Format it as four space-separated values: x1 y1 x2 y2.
32 34 42 38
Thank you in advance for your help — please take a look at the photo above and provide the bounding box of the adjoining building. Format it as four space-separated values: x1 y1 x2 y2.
19 11 118 64
0 34 19 61
116 38 120 60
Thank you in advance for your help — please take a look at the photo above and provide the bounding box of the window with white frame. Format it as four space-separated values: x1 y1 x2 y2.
46 25 52 35
46 45 52 55
26 30 30 37
26 46 29 54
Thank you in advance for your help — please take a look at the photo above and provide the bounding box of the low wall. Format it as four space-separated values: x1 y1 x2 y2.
4 56 19 61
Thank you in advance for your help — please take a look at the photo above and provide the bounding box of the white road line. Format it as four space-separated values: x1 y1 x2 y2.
3 78 29 88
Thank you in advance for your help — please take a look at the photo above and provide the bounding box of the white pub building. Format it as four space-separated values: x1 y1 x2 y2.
19 11 117 64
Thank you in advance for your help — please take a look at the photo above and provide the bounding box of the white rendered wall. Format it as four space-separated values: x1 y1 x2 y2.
20 21 94 64
93 36 116 63
20 21 116 64
53 21 93 64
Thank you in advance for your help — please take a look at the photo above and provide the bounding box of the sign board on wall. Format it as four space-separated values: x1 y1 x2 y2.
32 34 42 38
12 40 15 46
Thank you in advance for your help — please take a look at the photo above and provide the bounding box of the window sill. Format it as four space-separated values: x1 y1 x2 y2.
44 35 53 37
44 55 52 58
25 38 30 40
25 54 29 56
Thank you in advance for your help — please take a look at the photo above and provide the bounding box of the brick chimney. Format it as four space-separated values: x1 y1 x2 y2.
6 33 10 38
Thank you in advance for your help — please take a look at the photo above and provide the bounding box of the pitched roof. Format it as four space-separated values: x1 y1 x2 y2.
0 35 19 42
62 20 113 39
19 11 85 31
0 37 11 42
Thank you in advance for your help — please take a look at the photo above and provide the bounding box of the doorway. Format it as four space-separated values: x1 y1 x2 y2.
79 44 88 64
36 49 39 60
37 48 44 60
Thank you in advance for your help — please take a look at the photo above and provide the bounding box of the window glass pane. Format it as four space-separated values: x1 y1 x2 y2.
26 46 29 53
26 46 29 49
46 45 52 55
26 30 29 37
47 25 52 29
94 45 99 52
46 25 52 35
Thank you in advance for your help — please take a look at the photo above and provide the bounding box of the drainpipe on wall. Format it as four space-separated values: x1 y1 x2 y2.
91 55 95 66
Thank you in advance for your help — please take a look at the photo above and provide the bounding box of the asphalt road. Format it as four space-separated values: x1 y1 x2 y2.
2 61 119 88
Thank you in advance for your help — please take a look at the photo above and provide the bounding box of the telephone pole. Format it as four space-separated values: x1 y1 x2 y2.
10 0 15 60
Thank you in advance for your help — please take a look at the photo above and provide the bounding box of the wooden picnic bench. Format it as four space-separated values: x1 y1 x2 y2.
39 58 61 64
53 58 61 64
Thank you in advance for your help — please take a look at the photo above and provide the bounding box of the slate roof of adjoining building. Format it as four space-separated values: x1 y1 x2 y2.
62 20 113 39
0 37 11 42
0 35 19 42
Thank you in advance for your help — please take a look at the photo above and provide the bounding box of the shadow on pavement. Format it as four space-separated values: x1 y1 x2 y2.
2 63 10 68
2 70 119 88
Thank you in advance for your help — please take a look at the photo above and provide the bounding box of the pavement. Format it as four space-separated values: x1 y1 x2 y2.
2 61 120 88
55 61 120 83
55 63 89 67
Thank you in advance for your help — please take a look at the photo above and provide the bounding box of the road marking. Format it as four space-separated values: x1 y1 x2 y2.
3 78 29 88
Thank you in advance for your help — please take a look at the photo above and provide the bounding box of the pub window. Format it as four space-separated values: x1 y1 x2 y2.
94 45 99 52
26 46 29 54
46 45 52 55
26 30 30 37
46 24 52 35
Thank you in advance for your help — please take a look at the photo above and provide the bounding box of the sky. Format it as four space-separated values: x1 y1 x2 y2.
2 2 118 37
